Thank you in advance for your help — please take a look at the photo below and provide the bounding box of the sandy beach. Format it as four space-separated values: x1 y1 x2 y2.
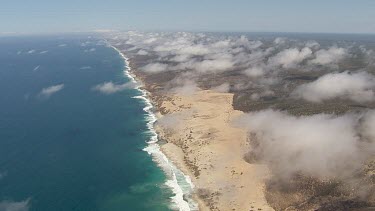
155 90 274 211
109 30 375 211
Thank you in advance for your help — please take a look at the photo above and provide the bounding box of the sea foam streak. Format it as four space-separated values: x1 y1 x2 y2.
110 45 198 211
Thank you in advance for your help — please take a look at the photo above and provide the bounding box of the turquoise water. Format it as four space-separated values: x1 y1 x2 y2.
0 35 174 210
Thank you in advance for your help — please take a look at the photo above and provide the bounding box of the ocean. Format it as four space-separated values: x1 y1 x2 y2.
0 35 193 211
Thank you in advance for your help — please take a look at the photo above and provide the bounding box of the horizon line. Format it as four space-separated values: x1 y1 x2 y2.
1 29 375 37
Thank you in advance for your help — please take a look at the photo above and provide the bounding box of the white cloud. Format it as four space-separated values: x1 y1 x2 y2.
310 46 348 65
143 37 157 44
136 49 148 55
243 66 265 77
0 199 30 211
39 84 64 98
80 42 90 47
212 83 230 93
84 48 96 53
33 65 40 71
176 44 210 56
235 110 369 179
193 59 234 73
305 40 320 49
360 110 375 153
173 58 234 73
292 71 375 103
273 37 287 45
93 81 135 94
170 54 192 62
141 63 169 73
268 47 312 68
105 31 365 96
170 80 199 95
79 66 92 70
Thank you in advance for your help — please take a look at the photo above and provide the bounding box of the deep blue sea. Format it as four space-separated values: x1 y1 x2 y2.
0 35 175 210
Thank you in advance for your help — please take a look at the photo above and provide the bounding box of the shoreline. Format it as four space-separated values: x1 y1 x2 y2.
110 43 274 211
111 45 198 211
154 90 274 211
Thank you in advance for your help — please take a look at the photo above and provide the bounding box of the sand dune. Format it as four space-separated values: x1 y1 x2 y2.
155 90 274 211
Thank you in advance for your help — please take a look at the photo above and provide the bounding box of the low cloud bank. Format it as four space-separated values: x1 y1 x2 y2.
0 199 30 211
235 110 374 180
39 84 64 98
268 47 312 68
292 71 375 103
110 32 353 77
169 79 199 95
310 46 349 66
107 31 366 96
141 63 168 73
93 81 136 94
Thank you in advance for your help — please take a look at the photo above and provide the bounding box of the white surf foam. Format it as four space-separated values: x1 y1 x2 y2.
109 43 198 211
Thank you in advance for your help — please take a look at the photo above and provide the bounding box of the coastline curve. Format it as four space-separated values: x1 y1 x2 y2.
110 44 198 211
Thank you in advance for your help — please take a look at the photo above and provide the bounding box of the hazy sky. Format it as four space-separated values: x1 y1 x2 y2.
1 0 375 34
